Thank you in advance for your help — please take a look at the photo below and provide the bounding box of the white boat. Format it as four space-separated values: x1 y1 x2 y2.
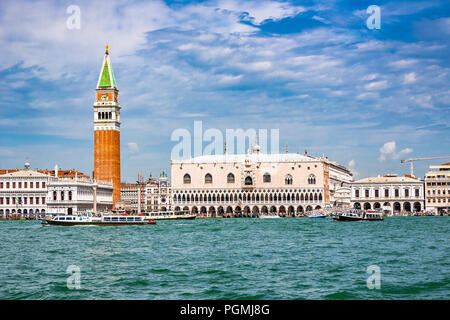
144 210 196 220
361 210 384 221
259 214 281 219
308 212 327 218
42 212 155 226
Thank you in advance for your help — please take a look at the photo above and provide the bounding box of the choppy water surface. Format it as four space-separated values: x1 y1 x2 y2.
0 217 449 299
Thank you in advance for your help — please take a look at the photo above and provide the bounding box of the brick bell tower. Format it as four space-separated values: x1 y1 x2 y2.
93 45 121 208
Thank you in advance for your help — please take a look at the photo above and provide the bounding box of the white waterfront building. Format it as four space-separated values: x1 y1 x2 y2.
350 174 425 214
171 145 353 216
0 162 55 217
47 176 113 215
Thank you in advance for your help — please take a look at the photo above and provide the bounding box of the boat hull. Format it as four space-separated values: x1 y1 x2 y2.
145 215 196 221
333 216 361 222
43 220 155 226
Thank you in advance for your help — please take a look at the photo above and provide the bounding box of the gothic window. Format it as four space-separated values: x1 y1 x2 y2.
285 174 293 185
183 174 191 184
308 174 316 185
205 174 213 184
227 173 235 183
245 176 253 185
263 173 271 183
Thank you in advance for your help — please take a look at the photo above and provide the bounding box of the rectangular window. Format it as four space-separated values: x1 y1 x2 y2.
0 198 3 205
415 189 420 197
6 182 9 188
36 182 40 189
36 197 39 204
365 189 369 197
395 189 399 197
6 198 9 204
30 197 33 204
12 182 16 188
24 198 27 204
42 182 46 188
405 189 409 197
30 182 33 188
0 182 3 188
24 182 27 188
18 182 22 188
42 197 45 204
375 190 379 198
355 190 359 198
385 189 389 198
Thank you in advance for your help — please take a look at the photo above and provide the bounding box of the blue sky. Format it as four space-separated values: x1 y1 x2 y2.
0 0 449 182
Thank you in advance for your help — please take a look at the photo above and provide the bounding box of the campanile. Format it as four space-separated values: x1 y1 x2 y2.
93 45 121 207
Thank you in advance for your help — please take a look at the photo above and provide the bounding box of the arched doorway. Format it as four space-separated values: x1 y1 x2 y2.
403 202 411 212
68 208 73 215
261 206 268 214
315 205 321 210
374 203 381 209
393 202 401 212
252 206 259 215
354 203 361 210
192 206 199 214
174 206 181 211
200 206 207 215
413 202 421 212
296 206 304 214
306 205 313 212
270 206 277 213
218 206 224 216
364 203 371 210
209 206 216 217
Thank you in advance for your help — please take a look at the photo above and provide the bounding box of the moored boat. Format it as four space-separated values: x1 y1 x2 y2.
144 210 196 221
308 211 327 218
259 214 281 219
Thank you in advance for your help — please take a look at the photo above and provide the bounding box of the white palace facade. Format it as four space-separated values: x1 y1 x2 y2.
171 146 353 216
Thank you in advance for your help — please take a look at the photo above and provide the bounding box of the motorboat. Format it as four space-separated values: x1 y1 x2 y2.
308 212 327 218
333 210 361 221
361 210 384 221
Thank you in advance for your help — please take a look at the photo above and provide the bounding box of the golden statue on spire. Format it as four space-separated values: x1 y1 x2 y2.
105 45 110 53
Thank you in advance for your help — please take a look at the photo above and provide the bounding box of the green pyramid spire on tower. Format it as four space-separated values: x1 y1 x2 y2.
97 45 117 89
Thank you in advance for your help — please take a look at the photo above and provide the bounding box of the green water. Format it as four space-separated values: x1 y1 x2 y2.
0 217 449 299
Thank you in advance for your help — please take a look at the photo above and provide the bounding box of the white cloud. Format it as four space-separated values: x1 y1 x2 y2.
218 0 306 25
127 142 139 154
348 159 355 167
378 141 413 162
364 80 388 90
403 72 417 84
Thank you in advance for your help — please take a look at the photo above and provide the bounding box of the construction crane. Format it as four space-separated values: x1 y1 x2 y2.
401 156 450 177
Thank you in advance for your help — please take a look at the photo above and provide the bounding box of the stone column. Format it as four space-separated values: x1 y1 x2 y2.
93 184 97 215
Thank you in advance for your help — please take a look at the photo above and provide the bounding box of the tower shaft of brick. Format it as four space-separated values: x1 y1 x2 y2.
93 45 121 208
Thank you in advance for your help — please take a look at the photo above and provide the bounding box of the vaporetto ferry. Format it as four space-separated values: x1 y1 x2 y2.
42 212 156 226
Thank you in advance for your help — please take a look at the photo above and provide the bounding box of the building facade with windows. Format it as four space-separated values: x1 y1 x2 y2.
350 174 425 214
425 162 450 215
0 162 55 217
47 176 113 215
171 146 353 216
120 172 173 213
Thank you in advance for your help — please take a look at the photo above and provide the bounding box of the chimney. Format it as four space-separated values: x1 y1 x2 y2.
54 164 59 177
